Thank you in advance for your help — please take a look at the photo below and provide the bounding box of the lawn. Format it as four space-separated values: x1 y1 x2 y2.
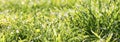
0 0 120 42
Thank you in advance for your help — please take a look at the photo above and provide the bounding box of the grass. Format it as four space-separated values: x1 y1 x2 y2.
0 0 120 42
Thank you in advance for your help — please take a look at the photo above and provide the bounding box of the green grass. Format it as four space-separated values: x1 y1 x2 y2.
0 0 120 42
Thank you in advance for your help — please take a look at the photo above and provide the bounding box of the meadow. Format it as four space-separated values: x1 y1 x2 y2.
0 0 120 42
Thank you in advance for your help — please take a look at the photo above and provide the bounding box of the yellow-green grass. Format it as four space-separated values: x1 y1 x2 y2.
0 0 120 42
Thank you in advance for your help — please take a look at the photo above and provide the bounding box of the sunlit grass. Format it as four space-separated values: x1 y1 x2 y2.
0 0 120 42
